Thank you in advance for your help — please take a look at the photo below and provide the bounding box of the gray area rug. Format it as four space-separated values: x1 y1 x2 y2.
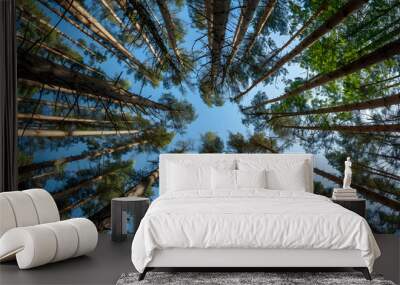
116 272 395 285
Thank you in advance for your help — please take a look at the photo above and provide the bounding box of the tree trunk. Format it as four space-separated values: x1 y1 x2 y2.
314 167 400 211
52 0 156 83
18 170 56 185
18 113 134 125
17 97 102 113
17 113 110 124
18 53 170 111
281 123 400 133
155 0 182 62
127 168 159 197
248 92 400 117
52 166 126 202
18 129 138 137
18 79 121 106
30 171 56 182
114 0 163 65
366 152 400 161
255 38 400 106
18 9 100 59
18 170 58 188
353 162 400 182
252 141 277 153
205 0 213 51
240 0 277 59
54 176 103 202
236 0 368 101
38 0 143 75
19 141 141 173
359 74 400 89
262 0 329 66
16 35 102 76
59 192 99 214
88 168 159 230
127 0 180 74
221 0 260 83
99 0 124 27
209 0 230 84
38 0 129 61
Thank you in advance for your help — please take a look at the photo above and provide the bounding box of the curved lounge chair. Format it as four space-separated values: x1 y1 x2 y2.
0 189 98 269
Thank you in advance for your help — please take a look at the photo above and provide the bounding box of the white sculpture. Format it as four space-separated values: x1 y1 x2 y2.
343 157 353 189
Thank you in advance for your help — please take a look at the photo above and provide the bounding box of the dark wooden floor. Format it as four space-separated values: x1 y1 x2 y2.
0 233 133 285
0 233 398 285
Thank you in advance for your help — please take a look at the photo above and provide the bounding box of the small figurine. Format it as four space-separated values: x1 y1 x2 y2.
343 157 352 189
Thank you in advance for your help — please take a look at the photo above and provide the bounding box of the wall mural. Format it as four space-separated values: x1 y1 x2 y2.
16 0 399 234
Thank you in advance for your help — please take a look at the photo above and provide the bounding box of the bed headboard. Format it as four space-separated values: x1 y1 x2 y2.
159 153 314 195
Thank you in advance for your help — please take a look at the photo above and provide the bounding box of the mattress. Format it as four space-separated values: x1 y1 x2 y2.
131 190 380 273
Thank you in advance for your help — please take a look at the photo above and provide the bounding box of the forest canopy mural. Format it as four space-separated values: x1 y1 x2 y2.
16 0 399 234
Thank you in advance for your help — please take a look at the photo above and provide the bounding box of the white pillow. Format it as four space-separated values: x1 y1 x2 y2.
212 168 237 190
267 161 307 191
167 163 212 191
237 159 309 191
236 169 267 189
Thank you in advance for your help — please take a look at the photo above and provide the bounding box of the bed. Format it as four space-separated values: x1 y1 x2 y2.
131 154 380 280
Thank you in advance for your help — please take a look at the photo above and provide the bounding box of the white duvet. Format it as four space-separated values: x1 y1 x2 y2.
131 190 380 272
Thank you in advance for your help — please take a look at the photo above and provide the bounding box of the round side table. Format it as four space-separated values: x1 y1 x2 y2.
111 197 149 241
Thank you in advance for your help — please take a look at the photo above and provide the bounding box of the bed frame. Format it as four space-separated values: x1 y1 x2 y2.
139 154 371 281
139 248 370 280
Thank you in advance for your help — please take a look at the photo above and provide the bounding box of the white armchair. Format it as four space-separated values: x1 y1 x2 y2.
0 189 98 269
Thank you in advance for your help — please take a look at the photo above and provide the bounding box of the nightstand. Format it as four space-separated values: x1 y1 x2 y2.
331 198 366 218
111 197 150 241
